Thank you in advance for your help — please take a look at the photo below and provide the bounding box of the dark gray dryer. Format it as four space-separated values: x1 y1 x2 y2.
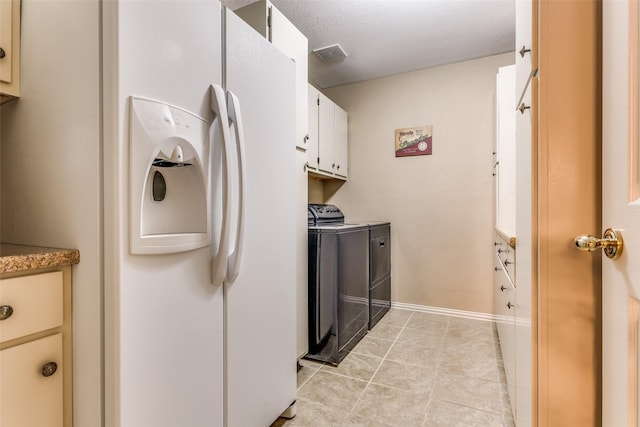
368 222 391 329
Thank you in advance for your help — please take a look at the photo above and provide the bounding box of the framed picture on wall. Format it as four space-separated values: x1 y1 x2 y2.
395 125 432 157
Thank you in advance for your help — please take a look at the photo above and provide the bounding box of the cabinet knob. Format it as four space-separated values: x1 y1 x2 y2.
41 362 58 377
303 162 308 172
519 46 531 57
336 165 340 170
0 305 13 320
507 302 514 309
304 134 309 143
518 103 531 114
0 47 5 59
332 163 335 168
494 266 502 271
500 285 506 292
504 260 513 266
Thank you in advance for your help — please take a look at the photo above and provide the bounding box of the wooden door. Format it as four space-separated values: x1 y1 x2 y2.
537 0 601 425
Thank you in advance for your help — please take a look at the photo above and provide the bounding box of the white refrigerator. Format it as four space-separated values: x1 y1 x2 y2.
103 2 297 426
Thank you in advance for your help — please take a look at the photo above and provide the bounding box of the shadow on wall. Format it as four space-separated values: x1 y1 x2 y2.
323 179 345 201
308 176 346 204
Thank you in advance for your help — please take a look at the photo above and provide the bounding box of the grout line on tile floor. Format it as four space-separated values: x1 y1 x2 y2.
296 361 325 391
344 310 416 421
290 310 512 426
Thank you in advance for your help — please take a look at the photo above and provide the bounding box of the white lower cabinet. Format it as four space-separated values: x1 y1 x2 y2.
0 333 64 427
494 232 516 420
0 265 72 427
495 252 516 420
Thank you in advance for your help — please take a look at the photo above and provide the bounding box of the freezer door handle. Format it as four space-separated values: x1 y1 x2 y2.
226 90 246 283
210 83 233 285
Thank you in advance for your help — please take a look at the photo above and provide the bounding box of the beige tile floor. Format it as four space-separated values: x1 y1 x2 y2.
272 309 514 427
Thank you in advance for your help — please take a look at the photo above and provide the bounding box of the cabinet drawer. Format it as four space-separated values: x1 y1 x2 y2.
494 233 516 282
0 333 64 427
0 271 63 343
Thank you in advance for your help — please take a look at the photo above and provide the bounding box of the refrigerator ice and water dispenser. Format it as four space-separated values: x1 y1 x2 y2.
129 97 210 254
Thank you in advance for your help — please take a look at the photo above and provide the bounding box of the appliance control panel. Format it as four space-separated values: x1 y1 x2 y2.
308 204 345 224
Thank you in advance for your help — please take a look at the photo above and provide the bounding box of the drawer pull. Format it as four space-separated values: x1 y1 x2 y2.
0 305 13 320
41 362 58 377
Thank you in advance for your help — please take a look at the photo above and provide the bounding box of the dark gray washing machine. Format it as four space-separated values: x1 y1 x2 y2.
307 204 370 364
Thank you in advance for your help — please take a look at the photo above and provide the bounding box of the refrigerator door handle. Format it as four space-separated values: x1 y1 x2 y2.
226 90 246 282
210 83 233 285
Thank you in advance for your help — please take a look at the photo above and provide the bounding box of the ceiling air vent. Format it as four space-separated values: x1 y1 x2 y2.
312 44 348 62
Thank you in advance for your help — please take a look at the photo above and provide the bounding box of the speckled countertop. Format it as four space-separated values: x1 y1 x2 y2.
0 243 80 274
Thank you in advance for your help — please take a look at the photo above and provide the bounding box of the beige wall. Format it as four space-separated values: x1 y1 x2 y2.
0 1 103 425
320 53 514 314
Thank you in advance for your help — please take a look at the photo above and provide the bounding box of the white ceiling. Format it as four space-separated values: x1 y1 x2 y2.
222 0 515 89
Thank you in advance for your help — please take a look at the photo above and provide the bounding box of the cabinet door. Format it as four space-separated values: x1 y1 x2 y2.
307 85 319 170
269 5 309 150
515 0 533 93
296 149 308 358
0 333 64 427
318 91 335 174
334 104 348 178
0 0 19 101
495 261 516 421
0 0 14 84
515 83 533 427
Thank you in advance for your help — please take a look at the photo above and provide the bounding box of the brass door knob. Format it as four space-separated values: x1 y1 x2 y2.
574 228 623 259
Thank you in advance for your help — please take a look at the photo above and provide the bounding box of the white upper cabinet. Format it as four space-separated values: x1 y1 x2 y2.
515 0 533 94
234 0 309 150
334 104 348 178
317 90 335 175
307 83 349 181
0 0 21 103
495 65 516 234
307 85 320 170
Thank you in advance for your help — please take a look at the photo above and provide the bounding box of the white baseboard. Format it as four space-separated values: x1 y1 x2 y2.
390 302 499 323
